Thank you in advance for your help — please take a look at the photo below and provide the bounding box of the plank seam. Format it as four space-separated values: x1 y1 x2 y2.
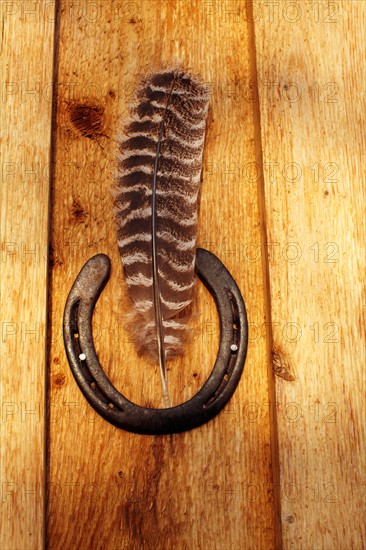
246 2 283 548
46 1 61 548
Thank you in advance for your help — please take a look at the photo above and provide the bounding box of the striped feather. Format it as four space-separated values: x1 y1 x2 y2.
114 68 209 405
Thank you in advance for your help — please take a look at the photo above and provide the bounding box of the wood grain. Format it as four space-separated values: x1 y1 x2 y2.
3 1 362 547
0 2 56 548
47 0 276 548
253 0 365 547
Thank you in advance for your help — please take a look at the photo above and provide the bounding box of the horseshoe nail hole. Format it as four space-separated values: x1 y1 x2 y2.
79 353 86 361
73 332 79 339
108 403 114 409
233 322 238 330
230 344 238 353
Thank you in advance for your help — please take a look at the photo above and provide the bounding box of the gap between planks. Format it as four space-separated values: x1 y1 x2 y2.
246 1 283 548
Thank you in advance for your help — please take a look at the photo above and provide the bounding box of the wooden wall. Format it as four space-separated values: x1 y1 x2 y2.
1 1 364 549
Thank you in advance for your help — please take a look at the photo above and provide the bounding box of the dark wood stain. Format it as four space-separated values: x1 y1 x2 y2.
272 348 295 381
68 103 105 140
71 198 88 224
52 373 66 389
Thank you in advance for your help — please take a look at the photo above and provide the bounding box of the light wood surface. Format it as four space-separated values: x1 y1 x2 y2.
0 2 56 548
47 1 276 548
254 0 366 547
2 0 365 548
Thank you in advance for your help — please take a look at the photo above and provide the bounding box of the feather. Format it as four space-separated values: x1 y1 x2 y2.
114 68 209 405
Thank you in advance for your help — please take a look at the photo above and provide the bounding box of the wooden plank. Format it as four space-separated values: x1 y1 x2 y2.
0 1 56 548
47 0 277 548
253 0 365 547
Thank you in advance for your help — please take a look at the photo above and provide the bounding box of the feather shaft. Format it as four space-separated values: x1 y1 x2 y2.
151 78 175 407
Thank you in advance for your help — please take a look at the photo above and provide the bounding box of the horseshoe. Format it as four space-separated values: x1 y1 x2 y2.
63 248 248 435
